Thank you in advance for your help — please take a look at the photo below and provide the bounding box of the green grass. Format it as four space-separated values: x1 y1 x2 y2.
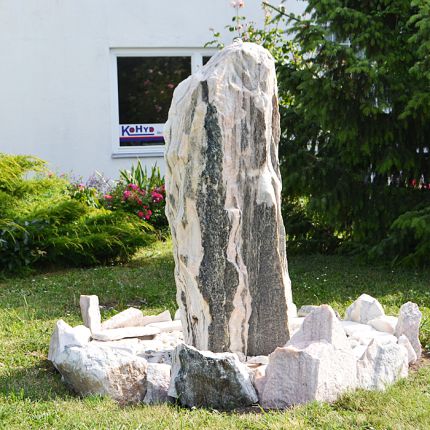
1 239 430 429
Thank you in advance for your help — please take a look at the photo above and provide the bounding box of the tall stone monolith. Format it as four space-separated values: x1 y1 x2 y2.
164 41 294 356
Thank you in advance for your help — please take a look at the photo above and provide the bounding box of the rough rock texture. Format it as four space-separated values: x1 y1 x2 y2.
289 305 349 350
395 302 422 358
101 307 145 330
143 363 171 404
345 294 385 324
141 311 172 326
297 305 319 317
260 342 357 408
368 316 398 334
53 343 148 403
169 344 258 410
164 41 293 356
48 320 91 365
147 320 183 333
398 335 418 364
91 326 161 341
356 340 408 390
80 295 101 332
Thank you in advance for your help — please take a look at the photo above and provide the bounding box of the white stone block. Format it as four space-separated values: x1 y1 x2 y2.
356 339 408 390
143 363 171 404
141 310 172 326
147 320 183 333
101 307 145 330
91 326 161 341
261 341 357 408
395 302 422 359
345 294 385 324
368 315 398 334
79 295 101 332
48 320 91 365
289 305 350 351
398 335 418 365
54 343 148 403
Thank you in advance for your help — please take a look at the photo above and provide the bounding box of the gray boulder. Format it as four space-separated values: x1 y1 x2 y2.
168 344 258 410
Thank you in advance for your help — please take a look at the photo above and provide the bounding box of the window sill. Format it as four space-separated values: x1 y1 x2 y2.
111 147 165 159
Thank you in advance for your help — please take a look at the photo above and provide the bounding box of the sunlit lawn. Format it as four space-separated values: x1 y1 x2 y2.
1 239 430 429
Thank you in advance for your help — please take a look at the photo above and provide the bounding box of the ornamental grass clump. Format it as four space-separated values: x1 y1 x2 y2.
0 153 153 273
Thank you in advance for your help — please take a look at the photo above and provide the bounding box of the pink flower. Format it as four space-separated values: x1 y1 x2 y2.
167 83 175 89
411 179 417 187
151 191 164 203
137 211 144 218
123 190 132 199
231 0 244 8
145 209 153 220
104 194 112 200
128 183 139 191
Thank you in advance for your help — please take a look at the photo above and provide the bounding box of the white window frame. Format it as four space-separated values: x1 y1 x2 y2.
110 47 217 159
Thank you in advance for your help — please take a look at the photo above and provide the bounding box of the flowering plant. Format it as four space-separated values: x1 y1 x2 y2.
102 163 167 229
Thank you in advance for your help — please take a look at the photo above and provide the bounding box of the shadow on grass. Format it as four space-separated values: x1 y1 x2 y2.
0 361 74 402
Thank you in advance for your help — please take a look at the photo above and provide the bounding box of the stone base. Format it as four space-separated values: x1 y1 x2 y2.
48 295 422 410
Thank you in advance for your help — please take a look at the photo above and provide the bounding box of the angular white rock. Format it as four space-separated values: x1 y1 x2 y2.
79 295 101 332
289 305 350 350
54 343 148 403
174 309 181 321
368 315 398 334
395 302 422 359
143 363 171 404
341 320 376 337
345 294 385 324
248 364 267 399
288 317 305 337
297 305 319 317
141 310 172 326
169 344 258 410
101 307 145 330
356 339 408 390
91 326 161 341
398 335 418 365
48 320 91 365
261 342 357 408
147 320 183 333
246 355 269 365
165 40 294 355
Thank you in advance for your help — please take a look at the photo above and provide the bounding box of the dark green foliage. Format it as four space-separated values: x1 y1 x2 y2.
214 2 430 262
0 153 153 273
283 198 340 254
371 204 430 267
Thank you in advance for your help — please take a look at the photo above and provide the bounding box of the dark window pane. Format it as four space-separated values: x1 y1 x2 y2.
117 56 191 124
203 56 212 65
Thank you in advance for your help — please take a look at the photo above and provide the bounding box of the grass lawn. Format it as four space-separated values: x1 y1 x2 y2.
1 239 430 429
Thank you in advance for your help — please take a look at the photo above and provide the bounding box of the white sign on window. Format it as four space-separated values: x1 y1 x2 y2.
119 123 164 145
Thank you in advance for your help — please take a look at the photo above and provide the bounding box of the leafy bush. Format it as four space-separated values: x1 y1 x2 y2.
283 198 340 254
0 153 153 273
101 162 168 230
370 204 430 267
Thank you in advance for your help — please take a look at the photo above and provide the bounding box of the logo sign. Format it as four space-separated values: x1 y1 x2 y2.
119 123 164 145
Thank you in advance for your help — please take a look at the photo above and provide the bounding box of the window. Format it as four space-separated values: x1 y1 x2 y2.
111 49 215 158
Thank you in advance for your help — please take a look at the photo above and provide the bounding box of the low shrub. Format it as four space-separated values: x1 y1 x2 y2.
100 161 168 230
0 153 153 273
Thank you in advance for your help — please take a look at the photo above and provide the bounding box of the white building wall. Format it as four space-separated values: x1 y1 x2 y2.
0 0 305 180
